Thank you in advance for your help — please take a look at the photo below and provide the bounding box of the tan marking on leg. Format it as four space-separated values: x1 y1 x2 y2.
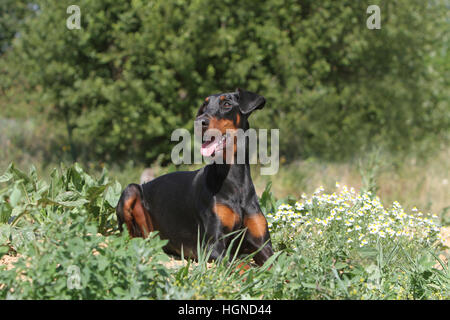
132 197 153 238
237 262 251 275
123 196 153 238
214 204 240 231
123 197 137 237
244 214 268 238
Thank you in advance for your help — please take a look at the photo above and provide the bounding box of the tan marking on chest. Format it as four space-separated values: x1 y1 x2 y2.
244 214 267 238
214 204 240 231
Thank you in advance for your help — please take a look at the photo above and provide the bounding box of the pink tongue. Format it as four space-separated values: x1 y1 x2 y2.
201 140 219 157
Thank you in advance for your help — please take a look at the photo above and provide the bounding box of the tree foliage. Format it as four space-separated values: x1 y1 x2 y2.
1 0 449 164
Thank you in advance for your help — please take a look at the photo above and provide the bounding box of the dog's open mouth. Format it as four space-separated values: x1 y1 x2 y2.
201 134 227 157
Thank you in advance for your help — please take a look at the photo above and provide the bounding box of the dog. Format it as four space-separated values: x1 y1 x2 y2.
116 88 274 266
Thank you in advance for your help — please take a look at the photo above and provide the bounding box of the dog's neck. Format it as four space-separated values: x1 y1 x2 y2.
206 162 254 197
205 120 256 195
213 162 249 179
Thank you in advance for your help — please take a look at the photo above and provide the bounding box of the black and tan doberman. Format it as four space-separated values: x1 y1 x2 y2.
116 88 274 266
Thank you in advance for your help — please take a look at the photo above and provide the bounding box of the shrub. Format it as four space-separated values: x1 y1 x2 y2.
3 0 448 163
0 210 171 299
0 162 121 234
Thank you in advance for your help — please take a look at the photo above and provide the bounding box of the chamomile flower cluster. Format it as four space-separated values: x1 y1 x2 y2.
266 184 444 249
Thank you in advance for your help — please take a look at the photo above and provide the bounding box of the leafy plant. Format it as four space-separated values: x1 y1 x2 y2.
0 162 120 234
0 210 170 299
0 166 448 300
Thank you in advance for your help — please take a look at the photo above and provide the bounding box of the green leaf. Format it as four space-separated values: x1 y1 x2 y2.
86 185 107 202
358 247 378 259
56 199 90 208
9 184 22 207
0 224 11 244
97 255 109 271
334 262 348 270
105 181 122 208
0 171 13 183
302 282 318 289
10 165 30 185
0 246 9 258
418 254 435 269
55 191 80 202
112 287 126 296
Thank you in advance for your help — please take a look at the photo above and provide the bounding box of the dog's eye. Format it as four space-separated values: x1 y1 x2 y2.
223 103 232 108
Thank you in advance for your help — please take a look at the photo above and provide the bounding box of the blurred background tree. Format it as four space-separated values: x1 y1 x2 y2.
0 0 449 166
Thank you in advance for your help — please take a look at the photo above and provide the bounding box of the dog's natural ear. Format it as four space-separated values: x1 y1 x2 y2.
236 88 266 115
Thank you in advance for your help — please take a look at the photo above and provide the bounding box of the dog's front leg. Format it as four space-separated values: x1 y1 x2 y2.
242 212 274 266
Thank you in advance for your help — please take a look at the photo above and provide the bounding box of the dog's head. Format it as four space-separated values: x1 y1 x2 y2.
195 88 266 160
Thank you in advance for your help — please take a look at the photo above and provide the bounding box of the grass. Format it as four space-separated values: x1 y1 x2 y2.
252 146 450 226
